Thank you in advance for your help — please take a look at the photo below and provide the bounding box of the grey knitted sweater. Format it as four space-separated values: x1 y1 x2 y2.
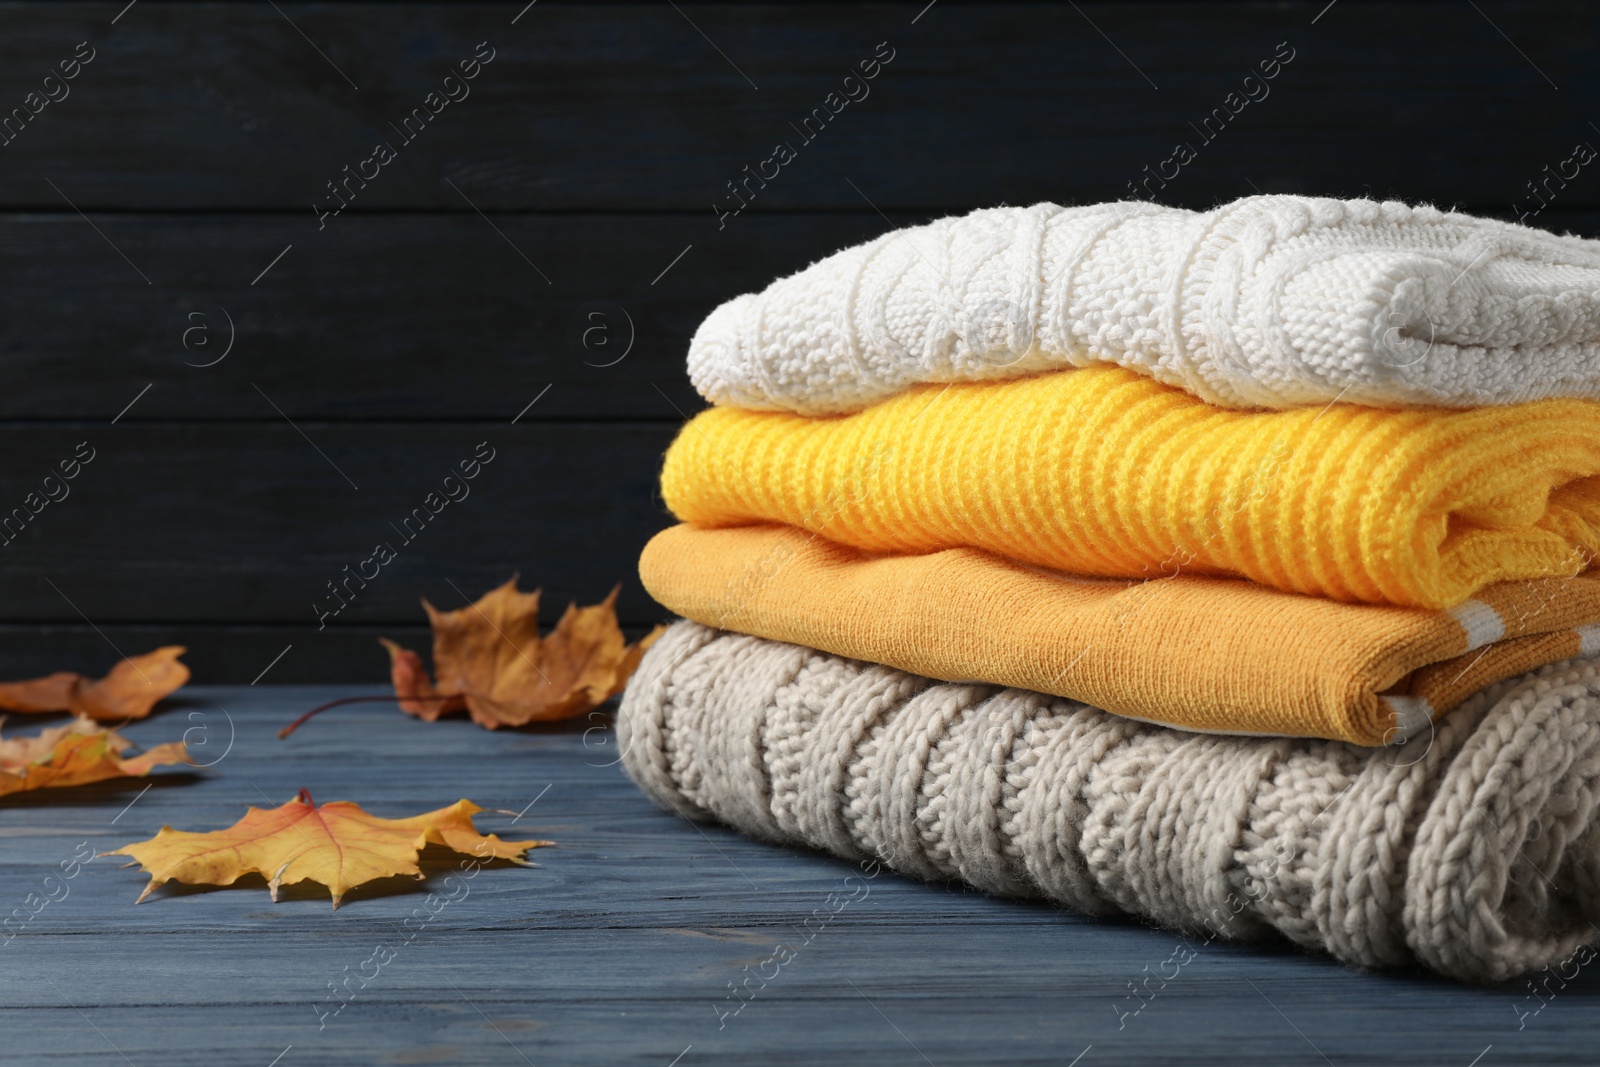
618 620 1600 983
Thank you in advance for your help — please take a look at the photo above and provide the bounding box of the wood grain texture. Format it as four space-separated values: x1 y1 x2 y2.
0 622 655 685
0 3 1593 211
0 212 905 420
0 686 1591 1065
0 423 678 630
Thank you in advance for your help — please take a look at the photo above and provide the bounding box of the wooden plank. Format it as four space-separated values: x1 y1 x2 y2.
0 3 1593 211
0 212 902 420
0 422 678 627
0 686 1590 1065
0 624 667 684
0 623 430 686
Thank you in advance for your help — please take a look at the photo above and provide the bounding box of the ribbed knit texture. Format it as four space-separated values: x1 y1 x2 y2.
660 365 1600 609
620 621 1600 983
640 523 1600 745
688 195 1600 414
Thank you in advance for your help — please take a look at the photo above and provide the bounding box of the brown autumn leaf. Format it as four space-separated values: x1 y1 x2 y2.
108 790 551 907
0 647 189 722
381 579 665 729
0 716 190 799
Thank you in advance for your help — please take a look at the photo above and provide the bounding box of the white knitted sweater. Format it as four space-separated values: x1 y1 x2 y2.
620 621 1600 982
688 196 1600 411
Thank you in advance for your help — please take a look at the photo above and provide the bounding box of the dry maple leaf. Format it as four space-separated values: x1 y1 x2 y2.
0 716 190 798
108 789 552 908
381 579 665 729
0 646 189 722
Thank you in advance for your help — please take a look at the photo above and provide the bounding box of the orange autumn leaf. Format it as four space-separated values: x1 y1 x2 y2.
377 639 460 720
382 579 665 729
0 716 190 799
0 647 189 722
108 790 551 908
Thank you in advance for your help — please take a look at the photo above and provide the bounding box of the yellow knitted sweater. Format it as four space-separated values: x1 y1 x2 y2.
660 366 1600 608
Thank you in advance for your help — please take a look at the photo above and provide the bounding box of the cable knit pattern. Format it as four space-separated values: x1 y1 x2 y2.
660 366 1600 608
688 195 1600 413
619 621 1600 982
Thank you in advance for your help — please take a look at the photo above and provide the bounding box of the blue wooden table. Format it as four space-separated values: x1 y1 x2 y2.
1 686 1593 1065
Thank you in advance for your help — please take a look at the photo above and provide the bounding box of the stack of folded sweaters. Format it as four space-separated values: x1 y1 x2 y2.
617 195 1600 982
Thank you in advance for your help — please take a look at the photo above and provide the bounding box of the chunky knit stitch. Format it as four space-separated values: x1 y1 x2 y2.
688 195 1600 413
640 523 1600 745
660 366 1600 608
619 621 1600 982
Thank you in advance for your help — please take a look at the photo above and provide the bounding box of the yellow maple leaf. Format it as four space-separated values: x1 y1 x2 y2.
0 647 189 722
108 789 552 907
382 579 665 728
0 716 190 798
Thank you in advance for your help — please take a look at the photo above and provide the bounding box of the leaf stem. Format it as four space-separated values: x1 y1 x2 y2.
276 694 458 740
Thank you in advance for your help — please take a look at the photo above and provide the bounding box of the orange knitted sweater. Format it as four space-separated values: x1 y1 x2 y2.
640 524 1600 745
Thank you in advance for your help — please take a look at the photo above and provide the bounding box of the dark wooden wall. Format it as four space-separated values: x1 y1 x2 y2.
2 1 1597 681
